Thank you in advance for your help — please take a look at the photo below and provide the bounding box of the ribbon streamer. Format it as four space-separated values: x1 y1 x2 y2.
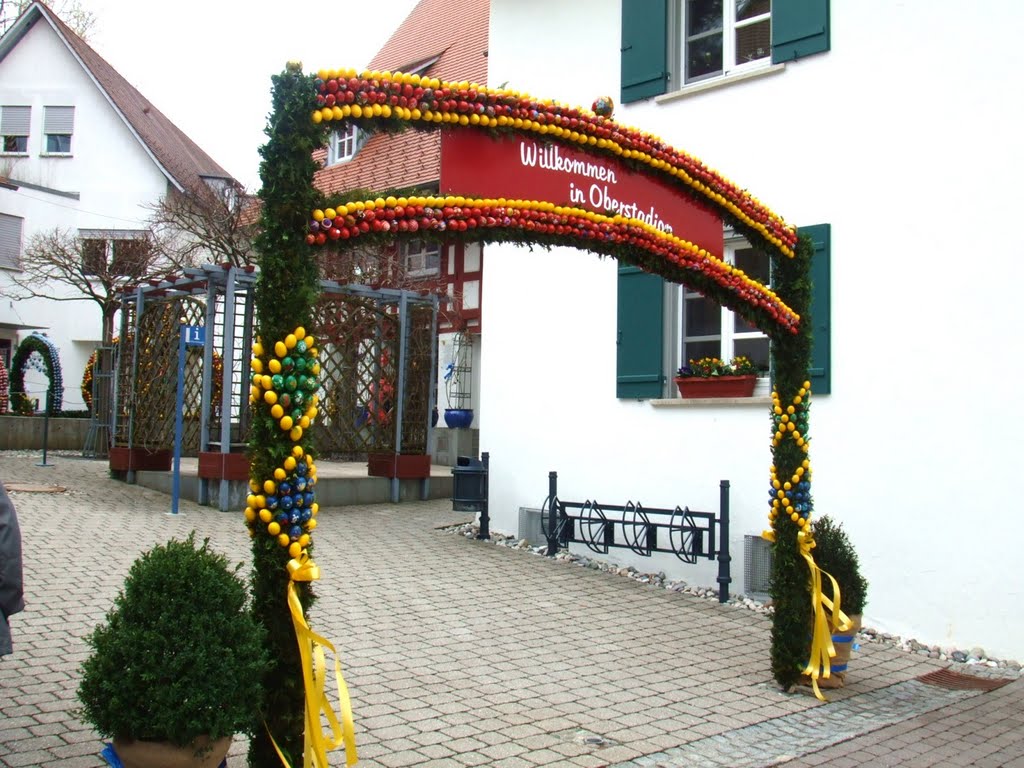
797 530 852 701
270 554 357 767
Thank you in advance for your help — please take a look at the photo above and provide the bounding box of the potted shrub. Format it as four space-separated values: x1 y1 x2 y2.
77 534 268 768
674 355 760 398
806 515 869 688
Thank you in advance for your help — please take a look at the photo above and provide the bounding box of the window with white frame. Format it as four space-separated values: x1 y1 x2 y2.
678 237 770 373
326 124 367 165
401 238 441 278
1 106 30 154
681 0 772 84
0 212 24 270
43 106 74 154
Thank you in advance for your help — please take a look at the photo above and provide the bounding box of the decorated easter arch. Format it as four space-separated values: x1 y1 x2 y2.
9 332 63 414
247 65 834 767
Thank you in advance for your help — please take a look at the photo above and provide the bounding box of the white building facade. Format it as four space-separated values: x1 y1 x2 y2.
482 0 1024 660
0 3 235 410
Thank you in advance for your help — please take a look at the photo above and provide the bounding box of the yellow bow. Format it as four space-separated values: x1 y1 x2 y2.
270 554 358 767
798 530 852 701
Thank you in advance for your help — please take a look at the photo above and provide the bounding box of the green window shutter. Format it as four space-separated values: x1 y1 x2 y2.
802 223 831 395
772 0 830 64
621 0 669 104
616 265 665 398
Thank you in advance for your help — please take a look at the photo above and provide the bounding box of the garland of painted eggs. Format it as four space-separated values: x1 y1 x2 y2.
244 326 322 559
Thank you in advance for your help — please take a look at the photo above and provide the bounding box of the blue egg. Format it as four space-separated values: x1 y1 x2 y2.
289 511 300 525
304 491 315 507
300 509 312 523
280 495 294 510
289 524 303 539
296 461 308 476
294 477 307 492
279 481 292 496
275 512 288 523
266 495 279 510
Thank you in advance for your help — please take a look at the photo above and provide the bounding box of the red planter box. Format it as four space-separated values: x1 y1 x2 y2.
367 453 432 479
674 374 757 399
198 451 250 481
109 447 172 472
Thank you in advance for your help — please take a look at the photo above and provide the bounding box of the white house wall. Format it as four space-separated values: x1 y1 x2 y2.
485 0 1024 660
0 18 171 409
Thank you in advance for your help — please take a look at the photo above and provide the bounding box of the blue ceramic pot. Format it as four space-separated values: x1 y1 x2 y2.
444 408 474 429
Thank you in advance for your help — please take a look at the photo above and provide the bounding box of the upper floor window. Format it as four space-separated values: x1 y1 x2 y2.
401 238 441 278
683 0 771 84
678 236 770 374
43 106 74 155
1 106 30 154
0 212 24 270
326 124 367 165
80 230 150 277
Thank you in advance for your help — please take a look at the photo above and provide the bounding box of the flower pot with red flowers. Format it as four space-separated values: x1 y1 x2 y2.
674 356 760 398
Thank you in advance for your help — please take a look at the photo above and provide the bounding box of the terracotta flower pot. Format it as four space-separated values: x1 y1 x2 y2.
112 735 231 768
674 374 757 398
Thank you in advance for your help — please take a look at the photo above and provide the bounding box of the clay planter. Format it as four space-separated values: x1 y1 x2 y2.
112 735 231 768
801 613 863 690
674 374 757 398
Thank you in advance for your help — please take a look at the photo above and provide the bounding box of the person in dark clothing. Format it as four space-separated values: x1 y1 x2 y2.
0 481 24 658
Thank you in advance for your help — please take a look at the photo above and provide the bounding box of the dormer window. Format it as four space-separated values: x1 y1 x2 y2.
327 124 367 165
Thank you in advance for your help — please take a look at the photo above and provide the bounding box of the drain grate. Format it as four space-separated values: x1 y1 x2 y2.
917 668 1014 692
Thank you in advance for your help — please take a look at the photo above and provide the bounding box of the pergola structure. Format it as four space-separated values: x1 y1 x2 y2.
109 264 438 508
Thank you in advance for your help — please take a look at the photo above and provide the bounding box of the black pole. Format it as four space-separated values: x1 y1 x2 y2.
546 471 558 556
476 452 490 540
37 391 53 468
717 479 731 603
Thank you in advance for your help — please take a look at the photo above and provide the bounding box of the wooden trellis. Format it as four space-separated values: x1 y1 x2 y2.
111 267 438 495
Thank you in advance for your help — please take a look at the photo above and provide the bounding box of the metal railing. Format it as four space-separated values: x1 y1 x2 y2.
541 472 732 602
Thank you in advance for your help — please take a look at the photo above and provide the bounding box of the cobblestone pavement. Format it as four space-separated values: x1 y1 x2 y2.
0 452 1020 767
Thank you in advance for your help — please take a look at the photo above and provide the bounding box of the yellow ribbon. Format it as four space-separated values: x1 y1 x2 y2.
797 530 852 701
269 553 357 767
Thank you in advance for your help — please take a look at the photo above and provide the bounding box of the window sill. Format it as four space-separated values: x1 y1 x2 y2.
656 63 786 104
651 395 773 408
40 152 73 158
0 152 28 158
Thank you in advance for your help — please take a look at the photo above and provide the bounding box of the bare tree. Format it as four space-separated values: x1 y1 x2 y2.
0 0 96 39
0 228 164 343
148 182 258 270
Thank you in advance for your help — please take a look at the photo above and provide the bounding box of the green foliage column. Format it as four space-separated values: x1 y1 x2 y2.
248 62 326 768
767 234 815 689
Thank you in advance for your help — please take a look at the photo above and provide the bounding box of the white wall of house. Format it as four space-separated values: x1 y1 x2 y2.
0 18 171 410
485 0 1024 660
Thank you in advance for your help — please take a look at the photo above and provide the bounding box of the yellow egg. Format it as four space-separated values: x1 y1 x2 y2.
255 495 266 509
263 480 276 494
300 416 310 429
275 341 287 358
293 446 304 458
294 326 306 340
278 534 291 547
311 503 319 516
264 390 277 405
270 404 284 419
274 468 286 481
289 542 302 558
268 521 281 536
269 359 281 374
261 375 273 390
246 494 257 508
284 456 297 471
244 507 256 522
290 426 303 441
252 342 264 357
305 335 316 348
259 509 273 523
280 415 293 431
251 358 263 373
285 334 297 349
307 518 317 531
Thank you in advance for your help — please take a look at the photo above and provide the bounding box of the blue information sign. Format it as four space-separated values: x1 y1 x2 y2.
184 325 205 346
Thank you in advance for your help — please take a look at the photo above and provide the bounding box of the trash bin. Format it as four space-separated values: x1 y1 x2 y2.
451 455 487 512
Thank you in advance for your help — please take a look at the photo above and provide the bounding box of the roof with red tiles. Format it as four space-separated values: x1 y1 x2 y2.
0 2 234 193
314 0 488 198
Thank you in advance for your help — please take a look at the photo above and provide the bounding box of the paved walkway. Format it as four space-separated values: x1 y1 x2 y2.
0 452 1020 767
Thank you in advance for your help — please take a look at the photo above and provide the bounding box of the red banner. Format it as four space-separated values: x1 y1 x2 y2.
440 129 723 257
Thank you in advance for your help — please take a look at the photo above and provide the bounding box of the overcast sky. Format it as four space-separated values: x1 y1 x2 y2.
83 0 421 190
